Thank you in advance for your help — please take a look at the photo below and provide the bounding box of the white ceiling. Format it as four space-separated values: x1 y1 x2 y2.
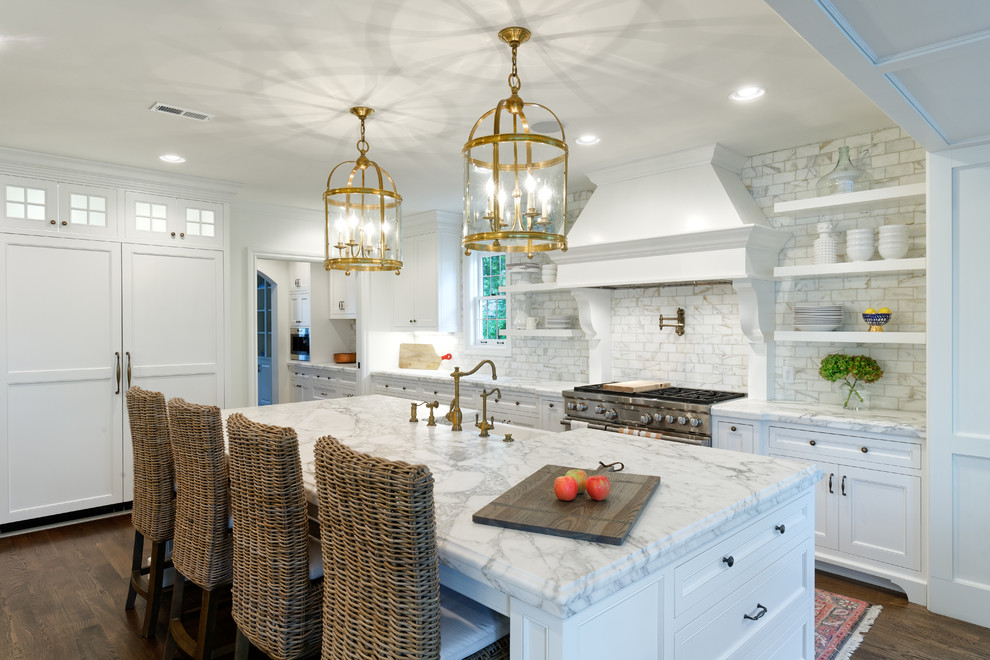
0 0 897 213
766 0 990 153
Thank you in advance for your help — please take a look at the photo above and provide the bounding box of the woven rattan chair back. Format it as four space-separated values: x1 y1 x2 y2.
167 397 232 590
126 386 175 541
226 413 322 660
314 434 442 660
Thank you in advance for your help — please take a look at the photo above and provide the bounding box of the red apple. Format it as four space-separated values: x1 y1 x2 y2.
553 475 578 501
565 469 588 494
586 475 611 501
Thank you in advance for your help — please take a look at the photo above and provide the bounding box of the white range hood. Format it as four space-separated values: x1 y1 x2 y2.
548 144 786 401
552 144 787 286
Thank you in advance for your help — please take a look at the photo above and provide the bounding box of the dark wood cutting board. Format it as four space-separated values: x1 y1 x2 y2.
472 464 661 545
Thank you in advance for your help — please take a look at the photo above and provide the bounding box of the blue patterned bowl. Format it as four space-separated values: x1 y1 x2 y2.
862 313 891 331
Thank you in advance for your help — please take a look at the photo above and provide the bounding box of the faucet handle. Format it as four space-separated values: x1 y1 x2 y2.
409 403 419 423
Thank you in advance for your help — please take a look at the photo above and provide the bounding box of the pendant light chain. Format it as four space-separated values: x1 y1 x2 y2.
508 43 521 94
357 116 369 157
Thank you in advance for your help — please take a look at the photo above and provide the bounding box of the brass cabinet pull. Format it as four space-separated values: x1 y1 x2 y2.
548 403 554 408
828 473 834 494
861 446 869 453
114 352 121 394
50 219 56 225
809 440 816 446
841 475 847 496
171 232 176 237
730 426 737 432
179 232 184 238
61 220 67 226
125 351 132 387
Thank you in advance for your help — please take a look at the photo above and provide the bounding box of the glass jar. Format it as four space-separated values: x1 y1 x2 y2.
816 146 871 196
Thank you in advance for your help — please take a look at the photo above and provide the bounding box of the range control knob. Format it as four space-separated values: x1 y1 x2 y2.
576 403 588 412
690 417 703 428
604 409 618 420
567 402 577 411
640 414 653 425
664 415 675 424
595 404 606 414
677 416 688 425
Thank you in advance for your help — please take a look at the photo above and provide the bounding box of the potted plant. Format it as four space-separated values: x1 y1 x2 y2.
818 353 884 409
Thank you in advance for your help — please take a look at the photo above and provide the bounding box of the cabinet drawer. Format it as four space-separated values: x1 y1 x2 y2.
374 379 420 399
675 542 812 660
674 494 810 617
769 425 921 470
716 421 756 454
311 384 336 400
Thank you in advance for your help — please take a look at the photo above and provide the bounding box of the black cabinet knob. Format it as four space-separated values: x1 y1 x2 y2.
722 555 734 568
775 524 786 534
861 446 869 453
809 440 816 446
730 426 737 432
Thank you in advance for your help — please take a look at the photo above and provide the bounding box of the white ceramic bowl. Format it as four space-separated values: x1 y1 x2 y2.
878 242 909 259
846 245 875 261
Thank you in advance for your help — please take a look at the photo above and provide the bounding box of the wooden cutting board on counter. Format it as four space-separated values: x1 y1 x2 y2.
602 380 670 393
399 343 447 370
473 464 661 545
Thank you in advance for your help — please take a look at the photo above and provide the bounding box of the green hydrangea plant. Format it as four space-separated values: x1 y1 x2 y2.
818 354 884 409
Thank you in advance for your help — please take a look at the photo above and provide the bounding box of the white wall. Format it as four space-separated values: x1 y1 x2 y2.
229 202 325 408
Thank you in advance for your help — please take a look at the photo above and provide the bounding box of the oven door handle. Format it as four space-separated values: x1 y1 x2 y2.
570 421 710 447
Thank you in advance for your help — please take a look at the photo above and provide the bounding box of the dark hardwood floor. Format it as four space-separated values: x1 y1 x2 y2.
1 513 989 659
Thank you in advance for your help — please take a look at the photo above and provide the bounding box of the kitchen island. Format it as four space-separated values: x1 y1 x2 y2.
222 395 820 660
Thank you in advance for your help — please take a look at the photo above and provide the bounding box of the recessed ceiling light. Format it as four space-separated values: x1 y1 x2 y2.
729 86 766 102
575 135 600 146
159 154 185 163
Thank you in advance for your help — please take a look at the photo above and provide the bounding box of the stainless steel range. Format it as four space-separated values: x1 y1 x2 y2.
561 385 746 447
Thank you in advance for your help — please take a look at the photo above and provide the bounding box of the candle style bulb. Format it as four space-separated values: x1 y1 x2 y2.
540 186 551 218
485 177 495 214
526 173 537 210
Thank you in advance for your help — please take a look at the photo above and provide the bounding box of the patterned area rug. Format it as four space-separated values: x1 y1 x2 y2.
815 589 883 660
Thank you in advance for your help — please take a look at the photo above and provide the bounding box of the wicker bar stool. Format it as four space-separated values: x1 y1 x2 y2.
124 386 175 639
164 398 234 660
313 435 509 660
226 413 323 660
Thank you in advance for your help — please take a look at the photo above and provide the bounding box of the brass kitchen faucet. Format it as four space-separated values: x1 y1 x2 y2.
446 359 497 431
476 387 501 437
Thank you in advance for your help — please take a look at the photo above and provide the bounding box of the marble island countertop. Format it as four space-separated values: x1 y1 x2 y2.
712 398 926 439
372 367 585 397
222 394 819 619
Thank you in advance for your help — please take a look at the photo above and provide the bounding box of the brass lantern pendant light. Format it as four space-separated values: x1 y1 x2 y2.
325 106 402 275
463 27 568 258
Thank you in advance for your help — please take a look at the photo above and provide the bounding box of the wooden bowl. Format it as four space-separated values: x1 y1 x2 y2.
333 352 356 364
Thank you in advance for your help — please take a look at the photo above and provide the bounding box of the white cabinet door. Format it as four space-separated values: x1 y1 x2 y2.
540 396 565 432
838 465 921 570
121 245 224 406
0 236 123 524
714 421 757 453
1 174 58 232
175 198 223 247
329 269 357 319
124 192 224 247
815 462 840 552
290 290 311 327
289 375 311 402
392 212 460 332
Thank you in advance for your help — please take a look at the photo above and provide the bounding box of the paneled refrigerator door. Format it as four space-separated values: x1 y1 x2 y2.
121 244 224 497
0 235 123 524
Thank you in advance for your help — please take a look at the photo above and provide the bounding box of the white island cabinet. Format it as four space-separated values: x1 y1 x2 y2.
222 395 819 660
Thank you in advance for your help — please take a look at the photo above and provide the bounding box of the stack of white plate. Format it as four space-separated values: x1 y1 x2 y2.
545 315 576 329
878 225 909 259
846 228 875 261
794 304 843 331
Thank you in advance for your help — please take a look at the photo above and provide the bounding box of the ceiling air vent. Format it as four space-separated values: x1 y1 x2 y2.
149 101 214 122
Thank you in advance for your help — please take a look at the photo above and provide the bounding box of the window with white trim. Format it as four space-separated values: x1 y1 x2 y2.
472 254 508 347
